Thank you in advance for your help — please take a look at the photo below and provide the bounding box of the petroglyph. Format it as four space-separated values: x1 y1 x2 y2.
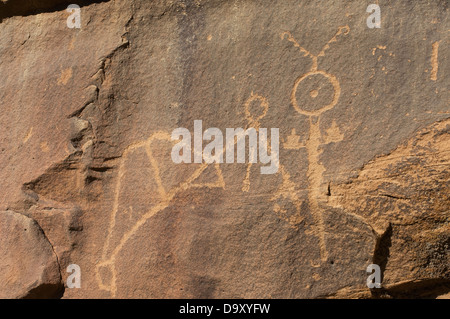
96 132 225 296
431 41 441 81
281 26 350 73
241 93 304 227
271 165 305 227
283 129 305 150
242 92 269 192
57 67 73 86
93 20 447 295
244 92 269 130
324 120 344 144
96 25 357 295
280 26 350 262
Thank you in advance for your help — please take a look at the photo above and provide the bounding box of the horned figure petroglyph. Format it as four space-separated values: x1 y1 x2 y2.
277 26 350 263
96 26 351 295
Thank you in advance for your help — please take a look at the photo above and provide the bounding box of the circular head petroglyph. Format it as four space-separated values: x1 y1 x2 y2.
291 70 341 117
244 93 269 127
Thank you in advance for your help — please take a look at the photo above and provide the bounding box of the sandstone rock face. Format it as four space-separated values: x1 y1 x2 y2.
0 0 448 298
0 211 62 298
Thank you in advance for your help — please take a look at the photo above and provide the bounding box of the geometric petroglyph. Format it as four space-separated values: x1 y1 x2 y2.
98 26 353 294
96 132 225 296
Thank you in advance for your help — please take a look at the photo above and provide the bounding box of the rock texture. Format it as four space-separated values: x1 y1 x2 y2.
0 211 63 298
0 0 448 298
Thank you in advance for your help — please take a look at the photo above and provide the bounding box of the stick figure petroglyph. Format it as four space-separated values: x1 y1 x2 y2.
242 92 269 192
241 92 305 227
280 26 350 263
97 26 353 295
96 132 225 296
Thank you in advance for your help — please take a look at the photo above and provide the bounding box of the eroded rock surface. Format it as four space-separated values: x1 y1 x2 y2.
0 211 63 299
0 0 448 298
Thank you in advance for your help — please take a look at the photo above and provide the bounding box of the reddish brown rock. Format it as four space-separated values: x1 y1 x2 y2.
0 0 448 299
0 211 63 299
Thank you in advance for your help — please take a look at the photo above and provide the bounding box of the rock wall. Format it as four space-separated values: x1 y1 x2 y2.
0 0 448 298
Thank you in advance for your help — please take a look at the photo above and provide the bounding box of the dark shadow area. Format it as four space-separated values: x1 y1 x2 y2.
370 223 392 299
0 0 111 22
370 279 450 299
386 279 450 299
22 283 65 299
372 223 392 282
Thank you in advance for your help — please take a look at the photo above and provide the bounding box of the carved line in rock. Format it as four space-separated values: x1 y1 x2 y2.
96 25 384 295
241 93 304 226
431 41 441 81
242 92 267 192
96 93 298 295
96 132 225 296
278 26 350 263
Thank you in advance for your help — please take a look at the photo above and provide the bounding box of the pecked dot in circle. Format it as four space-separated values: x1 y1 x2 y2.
310 89 319 98
292 73 337 115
